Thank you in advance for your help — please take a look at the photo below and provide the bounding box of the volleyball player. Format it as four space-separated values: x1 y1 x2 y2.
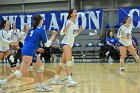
13 24 30 63
0 14 57 92
9 23 21 62
52 9 83 86
117 16 140 71
0 20 18 72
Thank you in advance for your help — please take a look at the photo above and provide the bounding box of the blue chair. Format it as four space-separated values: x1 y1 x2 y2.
72 42 83 62
83 42 95 62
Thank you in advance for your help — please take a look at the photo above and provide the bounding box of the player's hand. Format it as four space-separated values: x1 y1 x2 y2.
79 26 84 31
37 48 44 53
126 36 132 39
52 31 57 36
11 42 18 46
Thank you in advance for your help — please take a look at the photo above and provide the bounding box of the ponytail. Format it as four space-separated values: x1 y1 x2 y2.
33 15 43 30
33 20 38 30
67 14 71 20
67 9 75 20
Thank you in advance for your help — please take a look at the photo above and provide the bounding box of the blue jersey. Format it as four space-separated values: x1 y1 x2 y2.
105 36 118 45
22 26 48 56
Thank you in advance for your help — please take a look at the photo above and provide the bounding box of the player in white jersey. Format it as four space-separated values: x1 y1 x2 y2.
0 20 18 72
14 24 30 63
52 9 83 86
117 16 140 71
9 23 21 64
20 24 29 44
9 23 20 43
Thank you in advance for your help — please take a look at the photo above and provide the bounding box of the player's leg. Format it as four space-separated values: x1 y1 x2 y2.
34 55 53 92
127 45 140 63
5 51 17 72
0 56 32 87
0 52 5 62
63 45 78 87
14 48 22 63
56 53 66 75
119 46 127 71
52 52 66 85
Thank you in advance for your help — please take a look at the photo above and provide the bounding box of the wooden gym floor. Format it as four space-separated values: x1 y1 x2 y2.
0 62 140 93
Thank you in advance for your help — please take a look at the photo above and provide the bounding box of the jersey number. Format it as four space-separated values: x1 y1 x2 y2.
29 30 34 37
73 30 77 34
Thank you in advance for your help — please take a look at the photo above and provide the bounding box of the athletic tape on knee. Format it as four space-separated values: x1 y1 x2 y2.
134 55 140 62
59 62 65 67
66 61 73 66
37 64 44 72
14 70 22 78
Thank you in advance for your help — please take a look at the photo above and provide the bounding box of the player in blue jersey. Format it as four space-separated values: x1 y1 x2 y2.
0 15 57 92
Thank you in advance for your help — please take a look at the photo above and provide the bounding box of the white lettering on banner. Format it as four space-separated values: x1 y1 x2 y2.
78 12 87 29
2 15 17 27
20 15 25 30
78 11 101 29
60 13 68 23
9 16 18 27
2 16 8 20
26 15 32 29
128 9 140 28
49 13 59 30
0 10 102 30
88 11 100 29
20 14 45 30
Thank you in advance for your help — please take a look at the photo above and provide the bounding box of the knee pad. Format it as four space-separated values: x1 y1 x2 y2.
10 63 16 68
37 64 44 72
7 55 16 68
59 62 65 67
66 61 73 66
14 70 22 78
7 54 14 63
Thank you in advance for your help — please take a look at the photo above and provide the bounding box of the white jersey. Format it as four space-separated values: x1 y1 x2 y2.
0 29 12 51
19 31 27 43
9 29 20 42
117 25 132 46
60 19 79 47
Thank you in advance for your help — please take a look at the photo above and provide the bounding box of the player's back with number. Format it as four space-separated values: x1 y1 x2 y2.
22 26 47 56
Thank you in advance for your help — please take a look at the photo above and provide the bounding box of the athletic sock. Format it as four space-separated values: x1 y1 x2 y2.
67 75 73 81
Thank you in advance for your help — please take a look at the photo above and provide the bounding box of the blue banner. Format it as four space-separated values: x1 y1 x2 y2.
119 8 140 28
0 9 103 31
